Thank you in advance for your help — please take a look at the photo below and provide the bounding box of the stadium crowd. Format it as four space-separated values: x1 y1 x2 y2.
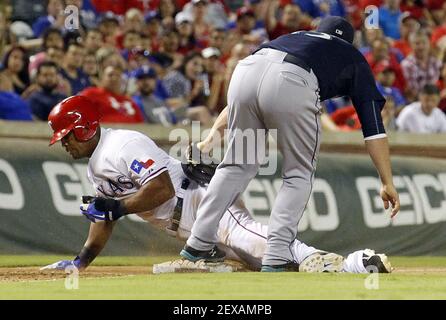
0 0 446 133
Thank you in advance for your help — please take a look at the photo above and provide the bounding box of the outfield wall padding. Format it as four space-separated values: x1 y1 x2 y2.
1 135 446 256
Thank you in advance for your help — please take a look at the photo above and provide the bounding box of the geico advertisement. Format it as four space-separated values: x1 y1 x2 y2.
2 158 446 231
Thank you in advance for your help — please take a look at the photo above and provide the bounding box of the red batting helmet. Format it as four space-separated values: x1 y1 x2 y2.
48 95 100 146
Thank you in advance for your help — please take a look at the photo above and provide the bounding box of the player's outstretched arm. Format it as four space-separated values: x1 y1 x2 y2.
197 106 228 153
40 221 115 271
365 137 400 217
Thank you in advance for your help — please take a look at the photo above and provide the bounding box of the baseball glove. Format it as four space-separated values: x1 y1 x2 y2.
181 142 219 186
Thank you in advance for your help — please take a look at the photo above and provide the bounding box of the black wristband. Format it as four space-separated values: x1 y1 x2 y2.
94 197 127 221
74 246 99 268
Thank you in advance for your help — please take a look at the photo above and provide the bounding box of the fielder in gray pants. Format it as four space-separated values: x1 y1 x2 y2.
181 17 400 270
186 48 321 267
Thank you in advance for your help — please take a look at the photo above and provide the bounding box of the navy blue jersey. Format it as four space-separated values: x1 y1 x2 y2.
258 31 386 138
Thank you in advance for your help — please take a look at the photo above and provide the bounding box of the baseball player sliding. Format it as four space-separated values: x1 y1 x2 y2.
42 95 391 273
181 16 400 272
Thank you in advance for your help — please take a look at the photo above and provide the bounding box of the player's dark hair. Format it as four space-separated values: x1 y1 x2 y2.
421 84 440 96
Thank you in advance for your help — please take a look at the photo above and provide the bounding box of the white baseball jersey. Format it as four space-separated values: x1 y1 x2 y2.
396 102 446 133
87 128 184 220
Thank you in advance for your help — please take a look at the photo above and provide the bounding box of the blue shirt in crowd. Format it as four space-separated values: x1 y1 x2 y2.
378 6 402 40
0 91 33 121
28 90 67 121
60 68 91 95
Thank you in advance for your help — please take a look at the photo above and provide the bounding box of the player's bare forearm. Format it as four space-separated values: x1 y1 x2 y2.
365 137 400 217
78 220 115 269
121 171 175 214
198 106 228 153
365 137 393 185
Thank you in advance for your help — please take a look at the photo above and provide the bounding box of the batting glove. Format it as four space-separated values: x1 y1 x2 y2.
40 259 81 271
80 196 126 223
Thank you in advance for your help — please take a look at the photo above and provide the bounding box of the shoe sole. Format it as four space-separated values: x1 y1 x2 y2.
299 253 324 272
321 253 344 273
180 249 225 263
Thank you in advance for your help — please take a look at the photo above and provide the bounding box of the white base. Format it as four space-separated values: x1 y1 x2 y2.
153 259 238 274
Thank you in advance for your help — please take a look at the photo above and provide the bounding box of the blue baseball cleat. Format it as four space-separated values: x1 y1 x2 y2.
180 245 226 263
261 262 299 272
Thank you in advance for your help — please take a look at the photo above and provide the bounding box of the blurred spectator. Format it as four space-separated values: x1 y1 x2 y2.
158 30 184 71
90 0 158 16
343 0 363 29
431 9 446 52
208 28 228 60
201 47 225 113
265 2 311 40
0 9 11 56
293 0 321 18
147 52 175 100
121 30 142 55
28 61 67 121
175 11 201 55
358 28 384 55
0 71 33 121
132 65 175 126
144 11 162 51
79 65 145 123
0 46 30 95
116 8 145 50
190 0 212 43
84 28 104 54
396 84 446 133
379 0 403 40
425 0 446 26
400 0 424 20
97 12 121 48
392 13 420 58
82 52 99 86
401 30 442 101
29 27 64 77
124 8 145 33
226 6 266 51
381 95 397 131
46 45 65 67
9 21 34 43
365 38 406 91
163 52 212 124
438 60 446 113
96 47 127 74
182 0 228 30
374 61 407 113
330 106 361 131
313 0 346 17
60 42 91 94
158 0 177 31
32 0 65 38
